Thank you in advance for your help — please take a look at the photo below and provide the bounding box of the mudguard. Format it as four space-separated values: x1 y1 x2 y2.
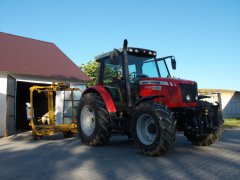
82 84 117 113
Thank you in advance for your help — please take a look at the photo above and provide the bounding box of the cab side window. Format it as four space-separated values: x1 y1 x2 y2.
103 58 123 85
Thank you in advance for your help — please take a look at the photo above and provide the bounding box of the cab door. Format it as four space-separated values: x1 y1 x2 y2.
101 57 127 111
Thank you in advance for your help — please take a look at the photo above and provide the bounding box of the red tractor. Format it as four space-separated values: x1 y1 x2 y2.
77 40 223 156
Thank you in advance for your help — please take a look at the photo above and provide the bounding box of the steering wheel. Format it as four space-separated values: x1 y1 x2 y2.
129 72 136 81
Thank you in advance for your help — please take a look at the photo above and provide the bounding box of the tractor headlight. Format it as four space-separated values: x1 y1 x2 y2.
186 94 191 101
128 48 133 52
195 95 198 101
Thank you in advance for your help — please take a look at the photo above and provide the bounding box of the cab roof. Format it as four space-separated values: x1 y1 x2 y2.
95 47 157 62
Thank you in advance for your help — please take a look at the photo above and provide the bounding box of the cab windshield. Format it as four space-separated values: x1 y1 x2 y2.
128 55 170 79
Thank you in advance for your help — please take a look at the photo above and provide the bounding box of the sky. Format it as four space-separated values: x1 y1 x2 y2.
1 0 240 90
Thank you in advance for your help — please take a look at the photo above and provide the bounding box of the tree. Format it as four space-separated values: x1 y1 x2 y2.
79 59 120 87
80 61 98 87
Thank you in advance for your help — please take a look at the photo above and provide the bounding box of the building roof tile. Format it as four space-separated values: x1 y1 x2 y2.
0 32 89 81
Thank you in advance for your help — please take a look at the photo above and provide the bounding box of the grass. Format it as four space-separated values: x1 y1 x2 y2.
224 119 240 128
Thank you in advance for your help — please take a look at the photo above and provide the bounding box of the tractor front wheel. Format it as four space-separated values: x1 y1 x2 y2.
131 102 176 156
185 101 224 146
77 93 111 146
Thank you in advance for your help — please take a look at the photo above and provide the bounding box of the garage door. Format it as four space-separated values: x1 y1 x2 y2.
6 75 16 136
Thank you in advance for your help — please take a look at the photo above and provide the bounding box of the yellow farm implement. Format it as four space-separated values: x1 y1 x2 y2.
28 81 82 140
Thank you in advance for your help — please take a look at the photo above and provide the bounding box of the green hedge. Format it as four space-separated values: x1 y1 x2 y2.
224 119 240 128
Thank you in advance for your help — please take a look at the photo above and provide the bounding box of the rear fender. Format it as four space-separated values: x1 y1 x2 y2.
82 84 117 113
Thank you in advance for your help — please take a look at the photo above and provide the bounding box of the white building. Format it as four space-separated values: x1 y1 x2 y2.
199 89 240 119
0 32 89 137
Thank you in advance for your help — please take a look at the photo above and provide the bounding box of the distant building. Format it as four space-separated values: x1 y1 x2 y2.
199 89 240 119
0 32 89 137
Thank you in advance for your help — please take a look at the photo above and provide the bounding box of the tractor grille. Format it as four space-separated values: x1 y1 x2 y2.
180 83 198 103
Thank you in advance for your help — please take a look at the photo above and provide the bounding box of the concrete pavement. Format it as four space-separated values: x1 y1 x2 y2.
0 129 239 180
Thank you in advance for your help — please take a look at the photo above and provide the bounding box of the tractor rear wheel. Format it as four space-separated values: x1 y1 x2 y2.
186 101 224 146
131 102 176 156
77 93 111 146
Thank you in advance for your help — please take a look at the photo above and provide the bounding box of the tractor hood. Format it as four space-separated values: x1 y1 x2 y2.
138 77 198 108
139 77 197 87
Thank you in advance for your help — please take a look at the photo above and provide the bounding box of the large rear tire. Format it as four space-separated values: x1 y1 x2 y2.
131 102 176 156
186 101 224 146
77 93 111 146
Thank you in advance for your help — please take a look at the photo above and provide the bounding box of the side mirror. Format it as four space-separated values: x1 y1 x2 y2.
171 57 176 70
110 49 120 65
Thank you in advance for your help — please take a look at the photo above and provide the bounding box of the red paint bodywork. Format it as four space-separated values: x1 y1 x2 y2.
139 78 199 108
82 84 117 113
83 78 198 113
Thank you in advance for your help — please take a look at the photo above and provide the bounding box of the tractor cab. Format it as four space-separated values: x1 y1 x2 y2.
95 46 177 112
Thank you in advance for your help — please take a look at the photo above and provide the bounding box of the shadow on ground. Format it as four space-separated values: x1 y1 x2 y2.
0 129 239 180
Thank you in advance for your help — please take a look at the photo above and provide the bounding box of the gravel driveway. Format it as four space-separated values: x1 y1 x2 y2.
0 128 239 180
